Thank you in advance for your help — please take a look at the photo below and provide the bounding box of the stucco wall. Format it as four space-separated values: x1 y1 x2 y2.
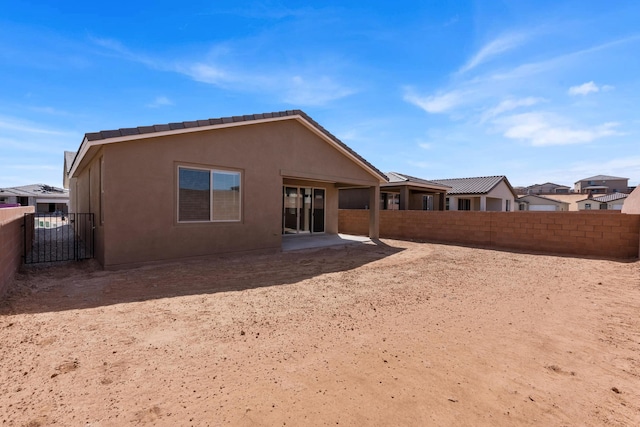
621 186 640 214
0 206 34 297
339 209 640 259
74 119 380 268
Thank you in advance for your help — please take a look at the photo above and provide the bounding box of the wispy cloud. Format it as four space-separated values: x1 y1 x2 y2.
90 36 158 68
178 63 232 86
146 96 173 108
568 81 615 96
283 75 355 105
568 81 598 96
0 116 74 136
480 97 546 122
403 88 465 113
92 37 355 106
494 112 622 146
458 32 529 74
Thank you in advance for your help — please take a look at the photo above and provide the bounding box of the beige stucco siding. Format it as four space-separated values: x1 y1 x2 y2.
75 119 379 268
486 182 515 211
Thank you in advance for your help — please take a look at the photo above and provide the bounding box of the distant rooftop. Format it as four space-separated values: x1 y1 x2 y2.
576 175 629 183
384 172 450 190
430 176 515 196
0 184 68 197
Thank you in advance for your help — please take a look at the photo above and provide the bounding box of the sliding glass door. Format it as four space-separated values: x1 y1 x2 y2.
283 186 325 234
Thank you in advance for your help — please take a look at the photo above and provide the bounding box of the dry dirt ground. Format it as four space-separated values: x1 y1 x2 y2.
1 239 639 426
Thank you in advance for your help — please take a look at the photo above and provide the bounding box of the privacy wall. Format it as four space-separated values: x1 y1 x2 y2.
0 206 34 297
339 210 640 259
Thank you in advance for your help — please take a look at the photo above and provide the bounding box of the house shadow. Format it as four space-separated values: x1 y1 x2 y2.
1 239 404 315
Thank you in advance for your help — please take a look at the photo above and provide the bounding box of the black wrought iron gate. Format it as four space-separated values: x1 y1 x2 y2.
23 213 95 264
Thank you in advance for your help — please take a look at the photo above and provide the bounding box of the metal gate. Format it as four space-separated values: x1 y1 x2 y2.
23 213 95 264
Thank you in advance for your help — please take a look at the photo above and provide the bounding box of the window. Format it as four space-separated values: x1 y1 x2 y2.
178 166 241 222
505 199 511 212
99 157 104 225
585 203 591 210
599 203 607 210
458 198 471 211
423 195 433 211
445 198 450 211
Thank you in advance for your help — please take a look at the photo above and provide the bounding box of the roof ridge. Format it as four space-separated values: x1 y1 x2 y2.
74 110 387 182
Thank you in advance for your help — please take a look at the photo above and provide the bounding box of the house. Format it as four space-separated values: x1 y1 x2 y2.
430 176 517 211
574 175 629 194
577 193 629 211
0 184 69 213
339 172 450 211
621 186 640 214
524 182 571 195
67 110 386 269
517 194 569 211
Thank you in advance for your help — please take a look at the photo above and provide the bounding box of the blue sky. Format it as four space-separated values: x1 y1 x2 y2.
2 1 639 188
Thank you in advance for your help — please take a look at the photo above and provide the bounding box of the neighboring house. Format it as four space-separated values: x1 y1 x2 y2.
574 175 629 194
577 193 629 211
517 194 569 211
524 182 571 195
542 194 585 211
339 171 450 211
67 110 386 269
430 176 517 211
0 184 69 213
63 150 76 190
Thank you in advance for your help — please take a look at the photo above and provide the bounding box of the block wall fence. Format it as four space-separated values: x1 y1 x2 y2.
339 210 640 259
0 207 34 297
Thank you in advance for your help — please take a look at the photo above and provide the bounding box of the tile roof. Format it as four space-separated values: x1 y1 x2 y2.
76 110 386 181
576 174 629 182
430 176 513 196
385 172 450 189
592 192 629 203
0 184 68 197
526 182 570 189
518 194 568 204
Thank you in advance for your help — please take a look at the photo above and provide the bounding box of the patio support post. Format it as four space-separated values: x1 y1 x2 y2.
369 186 380 239
438 192 445 210
400 187 410 210
480 195 487 211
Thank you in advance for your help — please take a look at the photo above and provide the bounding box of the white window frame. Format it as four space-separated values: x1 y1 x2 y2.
177 165 242 223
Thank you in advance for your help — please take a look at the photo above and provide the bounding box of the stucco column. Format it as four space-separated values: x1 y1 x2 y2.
449 196 458 211
438 193 445 211
369 186 380 239
400 186 410 210
480 195 487 211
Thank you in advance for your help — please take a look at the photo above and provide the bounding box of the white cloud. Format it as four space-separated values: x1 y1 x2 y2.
458 32 529 74
480 97 545 122
178 63 230 86
0 116 73 136
495 112 622 146
403 89 464 114
146 96 173 108
283 75 355 106
568 81 599 96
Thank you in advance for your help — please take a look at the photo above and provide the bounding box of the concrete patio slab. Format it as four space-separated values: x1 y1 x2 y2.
282 233 372 252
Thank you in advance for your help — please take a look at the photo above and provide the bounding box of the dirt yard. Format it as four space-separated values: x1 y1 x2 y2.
1 239 639 426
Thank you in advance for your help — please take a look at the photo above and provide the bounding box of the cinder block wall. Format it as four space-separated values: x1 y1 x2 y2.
0 207 34 297
339 210 640 259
